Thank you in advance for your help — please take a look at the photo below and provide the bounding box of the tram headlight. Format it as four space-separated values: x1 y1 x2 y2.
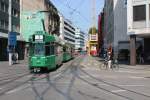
39 35 43 40
35 35 40 40
35 35 43 41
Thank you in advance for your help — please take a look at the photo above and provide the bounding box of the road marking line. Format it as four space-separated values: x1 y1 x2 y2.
118 85 145 87
47 82 147 87
6 84 30 94
118 71 150 74
111 90 126 93
130 76 145 79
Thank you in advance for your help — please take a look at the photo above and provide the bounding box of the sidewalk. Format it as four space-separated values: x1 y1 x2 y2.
80 55 150 83
0 60 29 77
0 60 28 67
80 55 150 72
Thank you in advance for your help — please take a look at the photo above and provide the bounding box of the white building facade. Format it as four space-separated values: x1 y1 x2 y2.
127 0 150 36
59 14 76 47
127 0 150 65
75 28 85 51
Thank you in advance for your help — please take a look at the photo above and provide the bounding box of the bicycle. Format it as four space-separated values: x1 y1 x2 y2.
100 59 108 70
100 58 119 70
111 59 119 70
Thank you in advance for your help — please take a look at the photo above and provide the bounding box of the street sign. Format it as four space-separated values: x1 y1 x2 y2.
8 32 17 46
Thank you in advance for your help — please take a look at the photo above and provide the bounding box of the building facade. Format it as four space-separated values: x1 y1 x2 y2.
21 0 59 59
103 0 150 65
0 0 60 61
0 0 25 61
104 0 130 60
98 11 104 56
127 0 150 65
21 0 59 35
75 28 85 51
59 14 76 47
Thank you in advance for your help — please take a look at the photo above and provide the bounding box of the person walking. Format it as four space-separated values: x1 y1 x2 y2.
137 45 144 64
107 45 113 69
12 53 16 64
139 51 144 64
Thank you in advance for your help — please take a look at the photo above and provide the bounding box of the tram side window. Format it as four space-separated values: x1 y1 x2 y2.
50 43 55 55
63 47 66 52
45 43 50 56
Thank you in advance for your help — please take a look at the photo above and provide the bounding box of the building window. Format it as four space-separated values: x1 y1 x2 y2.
12 24 19 32
133 5 146 21
123 0 127 8
5 21 8 30
124 0 127 5
5 4 8 13
64 27 75 35
0 20 8 30
12 8 19 17
0 2 5 11
0 20 4 29
14 0 20 4
0 2 8 13
64 37 75 43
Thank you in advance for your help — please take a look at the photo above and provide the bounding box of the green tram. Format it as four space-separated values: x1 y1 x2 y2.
63 43 74 62
28 31 74 72
29 31 64 72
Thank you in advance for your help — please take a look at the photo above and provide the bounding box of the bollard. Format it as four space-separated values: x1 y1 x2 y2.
9 53 12 66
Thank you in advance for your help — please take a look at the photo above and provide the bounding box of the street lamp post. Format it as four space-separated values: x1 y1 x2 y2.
8 0 12 66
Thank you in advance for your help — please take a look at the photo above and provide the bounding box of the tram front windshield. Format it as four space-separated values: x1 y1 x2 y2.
34 43 45 55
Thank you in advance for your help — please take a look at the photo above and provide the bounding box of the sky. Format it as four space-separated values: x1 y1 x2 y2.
51 0 104 34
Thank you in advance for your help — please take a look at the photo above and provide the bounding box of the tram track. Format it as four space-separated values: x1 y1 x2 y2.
31 56 84 100
49 55 150 100
58 59 132 100
50 56 84 81
1 55 149 100
0 75 33 96
0 70 29 80
0 72 30 86
77 66 150 100
0 56 75 87
0 73 49 97
0 56 82 97
0 60 77 98
0 66 33 96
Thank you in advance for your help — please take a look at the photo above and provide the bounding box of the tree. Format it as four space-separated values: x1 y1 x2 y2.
88 27 98 34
